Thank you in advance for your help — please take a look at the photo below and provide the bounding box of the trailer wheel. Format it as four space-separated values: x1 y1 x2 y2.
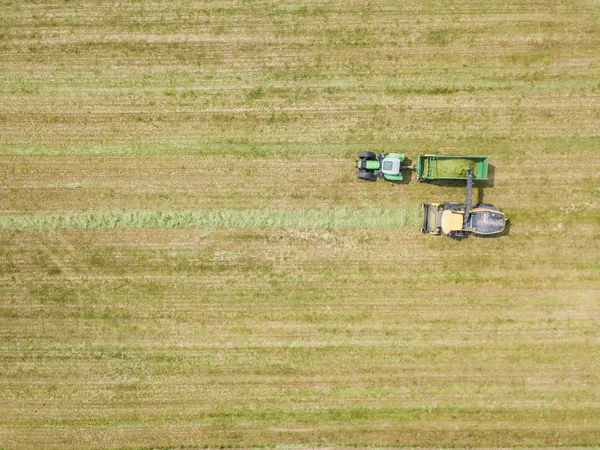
357 151 376 160
356 171 375 180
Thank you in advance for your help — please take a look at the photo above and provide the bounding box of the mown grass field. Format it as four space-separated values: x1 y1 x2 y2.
1 0 599 448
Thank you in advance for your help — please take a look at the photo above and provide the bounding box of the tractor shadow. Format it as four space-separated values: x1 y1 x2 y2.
359 175 377 182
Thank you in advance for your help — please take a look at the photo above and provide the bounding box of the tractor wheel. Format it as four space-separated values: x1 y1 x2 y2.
357 151 376 160
476 203 500 211
356 171 375 180
444 202 464 211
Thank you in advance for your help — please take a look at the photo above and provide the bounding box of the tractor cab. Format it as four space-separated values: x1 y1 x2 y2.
381 156 402 176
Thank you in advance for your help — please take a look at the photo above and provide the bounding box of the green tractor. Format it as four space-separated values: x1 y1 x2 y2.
421 171 507 238
355 152 411 182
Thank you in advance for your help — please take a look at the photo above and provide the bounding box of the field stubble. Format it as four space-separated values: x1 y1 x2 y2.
1 227 600 448
1 0 600 448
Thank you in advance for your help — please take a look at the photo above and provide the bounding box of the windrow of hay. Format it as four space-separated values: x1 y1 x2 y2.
0 208 422 232
422 158 480 178
435 158 480 178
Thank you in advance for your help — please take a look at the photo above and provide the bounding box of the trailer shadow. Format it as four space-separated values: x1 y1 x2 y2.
477 185 484 204
481 163 495 188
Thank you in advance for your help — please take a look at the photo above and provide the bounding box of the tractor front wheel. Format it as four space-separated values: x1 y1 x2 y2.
356 171 375 180
357 151 376 159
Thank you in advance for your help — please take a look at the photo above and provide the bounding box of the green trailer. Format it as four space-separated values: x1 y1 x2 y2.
416 154 489 181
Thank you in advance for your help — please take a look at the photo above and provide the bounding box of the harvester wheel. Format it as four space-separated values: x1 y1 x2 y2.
356 171 375 180
357 151 376 160
476 203 500 211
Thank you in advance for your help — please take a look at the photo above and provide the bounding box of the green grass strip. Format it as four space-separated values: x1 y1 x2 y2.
0 208 422 232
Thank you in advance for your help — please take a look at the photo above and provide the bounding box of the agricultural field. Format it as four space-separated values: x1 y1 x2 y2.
1 0 599 448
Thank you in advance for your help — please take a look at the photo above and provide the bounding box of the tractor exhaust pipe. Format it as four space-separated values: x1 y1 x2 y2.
464 170 473 228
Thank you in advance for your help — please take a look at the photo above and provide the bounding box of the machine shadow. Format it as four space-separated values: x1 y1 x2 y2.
480 163 495 188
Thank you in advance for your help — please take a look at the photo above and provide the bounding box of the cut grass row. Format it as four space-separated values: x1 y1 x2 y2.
0 206 598 232
0 208 422 231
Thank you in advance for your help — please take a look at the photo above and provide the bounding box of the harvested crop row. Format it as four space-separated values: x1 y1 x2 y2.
0 207 422 232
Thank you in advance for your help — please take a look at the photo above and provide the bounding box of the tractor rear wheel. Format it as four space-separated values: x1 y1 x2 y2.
357 151 376 159
356 171 375 180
